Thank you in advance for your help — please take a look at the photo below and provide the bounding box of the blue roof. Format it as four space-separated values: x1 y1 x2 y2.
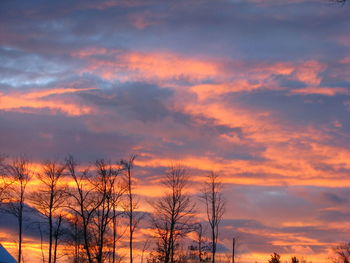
0 244 17 263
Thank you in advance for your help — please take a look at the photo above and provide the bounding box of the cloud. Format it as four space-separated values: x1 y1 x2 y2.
290 87 349 96
0 88 93 116
73 49 219 83
0 0 350 262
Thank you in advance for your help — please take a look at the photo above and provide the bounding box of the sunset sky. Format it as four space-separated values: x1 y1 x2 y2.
1 0 350 262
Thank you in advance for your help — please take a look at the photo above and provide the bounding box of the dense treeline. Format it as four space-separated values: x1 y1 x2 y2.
0 155 347 263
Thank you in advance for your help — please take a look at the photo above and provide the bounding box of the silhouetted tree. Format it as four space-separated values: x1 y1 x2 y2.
91 159 121 263
111 166 125 263
0 156 8 203
232 236 240 263
268 252 281 263
121 155 143 263
188 223 211 263
333 243 350 263
52 214 65 263
200 172 225 263
65 156 96 263
141 239 151 263
30 160 67 263
290 256 312 263
66 156 125 263
64 216 85 263
0 186 4 204
0 157 32 263
150 165 195 263
0 177 6 204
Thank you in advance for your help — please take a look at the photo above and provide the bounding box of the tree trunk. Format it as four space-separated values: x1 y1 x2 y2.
53 216 62 263
232 237 235 263
48 206 53 263
112 209 117 263
82 218 93 263
18 208 22 263
128 165 133 263
211 187 216 263
212 230 216 263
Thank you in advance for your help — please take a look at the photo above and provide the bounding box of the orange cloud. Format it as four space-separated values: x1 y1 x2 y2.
127 77 349 189
73 49 219 82
191 81 263 101
124 52 218 80
25 87 95 99
291 87 349 96
73 49 330 108
70 50 348 191
135 151 350 188
293 60 326 85
0 88 93 116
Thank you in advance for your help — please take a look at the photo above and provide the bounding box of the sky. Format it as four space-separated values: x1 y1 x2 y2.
0 0 350 262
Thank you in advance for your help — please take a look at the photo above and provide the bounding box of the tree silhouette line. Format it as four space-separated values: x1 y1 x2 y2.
0 155 348 263
0 155 226 263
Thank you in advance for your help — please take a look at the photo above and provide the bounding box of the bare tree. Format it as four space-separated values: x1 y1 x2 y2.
0 176 6 204
194 224 206 263
0 183 5 204
332 243 350 263
0 157 32 263
0 155 15 204
65 155 96 263
140 239 151 263
111 168 125 263
0 156 7 203
200 172 225 263
53 214 66 263
30 160 67 263
188 223 211 263
64 215 85 263
268 253 281 263
91 159 122 263
66 156 125 263
150 165 195 263
121 155 143 263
